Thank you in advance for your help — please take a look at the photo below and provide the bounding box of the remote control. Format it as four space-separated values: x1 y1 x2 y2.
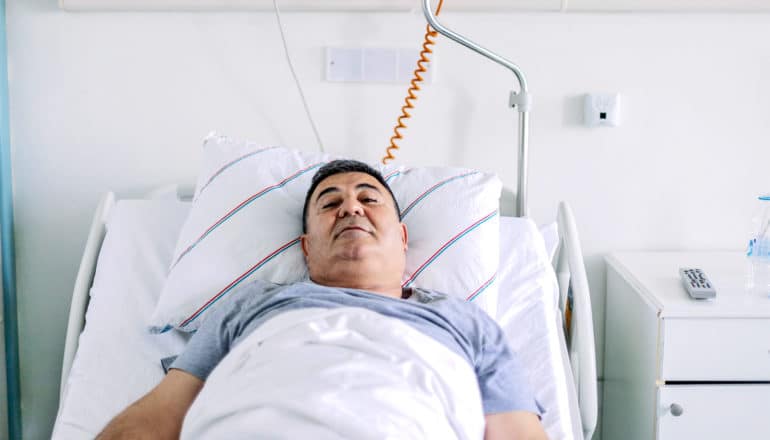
679 268 716 299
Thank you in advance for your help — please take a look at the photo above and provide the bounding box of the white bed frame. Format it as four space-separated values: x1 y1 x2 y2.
60 187 598 439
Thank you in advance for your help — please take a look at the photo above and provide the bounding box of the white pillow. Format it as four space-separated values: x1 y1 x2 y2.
150 134 501 333
497 217 559 319
539 221 559 263
383 164 501 318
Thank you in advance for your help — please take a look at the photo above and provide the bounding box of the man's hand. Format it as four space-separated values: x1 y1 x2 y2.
97 369 203 439
485 411 548 440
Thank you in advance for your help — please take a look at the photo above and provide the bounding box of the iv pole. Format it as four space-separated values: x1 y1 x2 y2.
421 9 599 439
421 0 531 218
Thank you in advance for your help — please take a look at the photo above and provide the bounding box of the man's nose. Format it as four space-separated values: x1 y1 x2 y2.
338 198 364 217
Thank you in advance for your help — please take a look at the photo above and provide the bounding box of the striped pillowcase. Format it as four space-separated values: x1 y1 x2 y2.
150 134 501 333
382 165 501 318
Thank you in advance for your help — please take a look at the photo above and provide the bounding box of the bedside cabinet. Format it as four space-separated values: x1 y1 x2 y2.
603 252 770 440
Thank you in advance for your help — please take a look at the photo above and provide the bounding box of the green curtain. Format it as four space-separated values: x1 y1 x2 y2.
0 0 21 438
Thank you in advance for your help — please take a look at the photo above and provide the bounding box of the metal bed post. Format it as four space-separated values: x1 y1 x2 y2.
421 0 531 218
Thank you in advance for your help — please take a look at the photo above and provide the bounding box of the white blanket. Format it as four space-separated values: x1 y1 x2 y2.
181 307 486 439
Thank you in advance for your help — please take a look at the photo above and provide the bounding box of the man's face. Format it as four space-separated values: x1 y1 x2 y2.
301 172 408 286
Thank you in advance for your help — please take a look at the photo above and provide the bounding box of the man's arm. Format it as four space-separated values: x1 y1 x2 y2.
97 369 204 440
485 411 548 440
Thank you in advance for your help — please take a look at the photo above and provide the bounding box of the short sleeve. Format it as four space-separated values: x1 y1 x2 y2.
169 280 275 380
475 312 542 416
168 300 234 380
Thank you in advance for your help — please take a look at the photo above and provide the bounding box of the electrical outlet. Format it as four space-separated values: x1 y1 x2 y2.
584 93 621 127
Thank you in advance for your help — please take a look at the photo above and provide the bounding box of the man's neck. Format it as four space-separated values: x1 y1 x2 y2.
309 276 403 299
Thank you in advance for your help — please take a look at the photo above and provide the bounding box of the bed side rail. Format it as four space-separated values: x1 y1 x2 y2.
555 201 597 440
58 192 115 402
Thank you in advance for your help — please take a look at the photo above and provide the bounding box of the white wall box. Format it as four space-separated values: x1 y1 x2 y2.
603 252 770 440
58 0 770 12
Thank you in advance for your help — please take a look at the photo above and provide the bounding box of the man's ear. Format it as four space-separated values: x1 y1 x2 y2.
400 223 408 251
300 234 309 257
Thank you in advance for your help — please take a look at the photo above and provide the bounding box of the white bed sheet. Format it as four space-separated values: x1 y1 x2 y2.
53 199 578 439
497 217 580 439
53 200 191 438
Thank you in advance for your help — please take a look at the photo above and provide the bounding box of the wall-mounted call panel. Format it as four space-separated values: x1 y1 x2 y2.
59 0 770 12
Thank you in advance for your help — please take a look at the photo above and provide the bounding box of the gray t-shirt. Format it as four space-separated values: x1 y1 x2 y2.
170 280 541 415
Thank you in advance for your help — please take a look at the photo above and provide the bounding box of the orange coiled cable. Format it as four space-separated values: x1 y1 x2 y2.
381 0 445 164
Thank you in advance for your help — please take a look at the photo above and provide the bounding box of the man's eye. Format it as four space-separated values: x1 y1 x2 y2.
362 197 378 203
322 200 341 209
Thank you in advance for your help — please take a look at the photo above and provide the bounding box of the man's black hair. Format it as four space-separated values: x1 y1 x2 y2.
302 160 401 233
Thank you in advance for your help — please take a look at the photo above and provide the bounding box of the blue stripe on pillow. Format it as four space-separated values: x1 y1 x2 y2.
402 210 498 288
383 170 401 181
400 171 480 219
171 162 323 269
466 273 496 302
179 237 302 329
195 146 281 201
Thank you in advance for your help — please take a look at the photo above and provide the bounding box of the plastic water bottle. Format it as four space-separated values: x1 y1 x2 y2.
746 195 770 296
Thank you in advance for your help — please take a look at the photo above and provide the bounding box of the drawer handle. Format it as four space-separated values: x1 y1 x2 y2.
670 403 684 417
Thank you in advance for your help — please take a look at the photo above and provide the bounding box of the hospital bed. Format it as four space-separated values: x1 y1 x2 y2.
52 143 597 439
50 0 596 435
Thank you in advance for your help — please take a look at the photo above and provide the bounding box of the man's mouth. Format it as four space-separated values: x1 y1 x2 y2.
334 225 370 239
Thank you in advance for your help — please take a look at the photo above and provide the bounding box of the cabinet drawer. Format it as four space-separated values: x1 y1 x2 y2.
661 318 770 381
657 384 770 439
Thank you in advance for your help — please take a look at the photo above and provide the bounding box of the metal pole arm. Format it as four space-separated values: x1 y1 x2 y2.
422 0 529 93
422 0 531 217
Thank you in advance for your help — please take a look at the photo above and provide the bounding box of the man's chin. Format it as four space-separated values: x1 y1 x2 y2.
333 246 371 261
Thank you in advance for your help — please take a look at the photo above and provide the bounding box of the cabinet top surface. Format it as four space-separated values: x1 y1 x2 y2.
606 251 770 318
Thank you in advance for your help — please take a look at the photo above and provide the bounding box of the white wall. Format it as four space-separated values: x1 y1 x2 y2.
6 0 770 437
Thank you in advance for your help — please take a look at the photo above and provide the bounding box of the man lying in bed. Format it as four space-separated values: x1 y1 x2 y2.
98 160 547 440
